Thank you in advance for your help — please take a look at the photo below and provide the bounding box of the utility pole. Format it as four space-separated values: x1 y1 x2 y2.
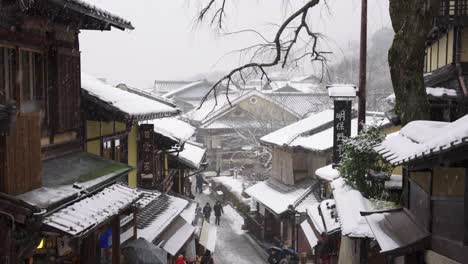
358 0 367 133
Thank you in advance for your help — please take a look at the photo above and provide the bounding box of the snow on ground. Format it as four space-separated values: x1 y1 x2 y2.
223 205 245 235
191 176 267 264
211 176 251 205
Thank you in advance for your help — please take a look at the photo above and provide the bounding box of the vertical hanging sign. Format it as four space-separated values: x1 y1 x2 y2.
333 100 352 165
139 124 154 185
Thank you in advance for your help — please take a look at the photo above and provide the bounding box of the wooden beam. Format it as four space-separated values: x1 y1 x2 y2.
112 216 120 264
465 167 468 245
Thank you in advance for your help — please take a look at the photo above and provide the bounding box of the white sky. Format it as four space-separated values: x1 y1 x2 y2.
80 0 391 88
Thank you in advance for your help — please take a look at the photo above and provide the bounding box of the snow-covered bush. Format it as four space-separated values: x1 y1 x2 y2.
338 125 394 199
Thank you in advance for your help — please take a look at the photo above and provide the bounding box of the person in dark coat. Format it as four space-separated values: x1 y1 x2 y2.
203 202 212 222
201 250 214 264
213 201 224 225
196 174 207 194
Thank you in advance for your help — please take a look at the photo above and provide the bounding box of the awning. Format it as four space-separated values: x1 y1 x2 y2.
43 184 142 236
170 141 206 170
137 192 189 243
199 220 217 252
300 220 318 248
361 208 430 256
156 216 195 256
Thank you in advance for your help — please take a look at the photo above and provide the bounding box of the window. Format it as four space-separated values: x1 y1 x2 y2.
0 47 15 104
20 49 44 112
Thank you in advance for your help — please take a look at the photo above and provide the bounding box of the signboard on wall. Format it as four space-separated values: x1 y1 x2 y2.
139 124 155 185
333 100 352 164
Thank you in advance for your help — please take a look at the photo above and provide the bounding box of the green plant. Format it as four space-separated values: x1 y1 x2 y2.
338 125 394 199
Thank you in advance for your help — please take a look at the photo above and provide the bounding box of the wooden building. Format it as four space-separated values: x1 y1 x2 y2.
372 114 468 263
423 0 468 120
81 73 180 190
187 90 315 174
0 0 139 262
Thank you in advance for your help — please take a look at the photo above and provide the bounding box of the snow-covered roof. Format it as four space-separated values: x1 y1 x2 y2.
331 178 374 238
375 114 468 165
18 152 132 210
154 80 193 94
300 220 319 248
48 0 134 30
170 141 206 169
186 90 300 124
426 87 458 98
267 93 331 117
137 192 189 243
307 199 341 235
287 114 390 152
362 208 429 254
327 84 357 98
315 164 340 182
157 216 195 256
163 80 208 98
261 109 334 147
144 118 195 143
386 87 458 106
245 177 316 215
295 192 319 213
385 175 402 190
43 184 141 236
82 73 179 121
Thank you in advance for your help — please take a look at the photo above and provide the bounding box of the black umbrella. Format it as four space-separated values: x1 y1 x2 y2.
122 238 167 264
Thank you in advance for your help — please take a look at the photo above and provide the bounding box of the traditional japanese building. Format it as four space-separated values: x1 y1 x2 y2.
371 114 468 263
81 73 181 190
0 0 137 262
422 0 468 120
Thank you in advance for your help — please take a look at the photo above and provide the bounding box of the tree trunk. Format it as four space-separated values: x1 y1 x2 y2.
388 0 440 125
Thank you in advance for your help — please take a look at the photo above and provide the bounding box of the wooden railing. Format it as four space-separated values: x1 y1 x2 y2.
245 213 266 242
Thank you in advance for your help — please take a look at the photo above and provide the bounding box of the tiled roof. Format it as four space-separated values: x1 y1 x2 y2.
137 192 189 243
48 0 134 30
43 184 141 236
267 93 332 117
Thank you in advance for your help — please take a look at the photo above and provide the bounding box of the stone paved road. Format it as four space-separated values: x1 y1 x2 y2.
193 181 267 264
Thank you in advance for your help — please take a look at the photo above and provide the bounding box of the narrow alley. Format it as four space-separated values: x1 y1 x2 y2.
192 177 267 264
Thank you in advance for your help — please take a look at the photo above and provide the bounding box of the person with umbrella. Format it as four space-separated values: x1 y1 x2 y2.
203 202 212 223
213 201 224 225
268 246 287 264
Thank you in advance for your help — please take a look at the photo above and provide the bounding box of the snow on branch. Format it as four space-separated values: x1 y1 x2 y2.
197 0 328 109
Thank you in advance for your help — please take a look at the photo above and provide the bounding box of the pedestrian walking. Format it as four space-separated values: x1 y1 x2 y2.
196 174 207 193
203 202 212 223
213 201 224 225
176 254 186 264
200 250 214 264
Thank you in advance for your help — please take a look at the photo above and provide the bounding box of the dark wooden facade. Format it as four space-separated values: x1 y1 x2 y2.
401 148 468 263
0 1 133 262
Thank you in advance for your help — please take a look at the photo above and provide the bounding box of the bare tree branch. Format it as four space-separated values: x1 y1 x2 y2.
197 0 325 109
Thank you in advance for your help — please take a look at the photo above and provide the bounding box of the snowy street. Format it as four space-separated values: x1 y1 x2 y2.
193 181 267 264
